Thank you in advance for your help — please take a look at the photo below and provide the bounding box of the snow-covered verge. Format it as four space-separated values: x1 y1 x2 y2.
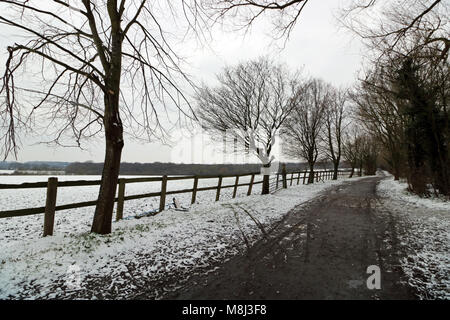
0 176 361 299
0 175 256 242
377 177 450 300
378 175 449 210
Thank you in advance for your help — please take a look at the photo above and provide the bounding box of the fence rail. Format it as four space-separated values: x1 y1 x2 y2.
0 168 353 236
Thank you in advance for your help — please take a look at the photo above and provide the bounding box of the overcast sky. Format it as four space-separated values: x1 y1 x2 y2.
0 0 364 164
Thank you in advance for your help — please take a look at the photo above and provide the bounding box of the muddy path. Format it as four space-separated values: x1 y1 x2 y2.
165 177 417 300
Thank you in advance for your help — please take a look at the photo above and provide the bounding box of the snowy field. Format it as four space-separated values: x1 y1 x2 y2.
0 175 359 299
377 176 450 299
0 174 262 241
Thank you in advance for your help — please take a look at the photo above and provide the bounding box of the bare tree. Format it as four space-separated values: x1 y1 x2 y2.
340 0 449 62
344 0 449 195
359 133 379 175
0 1 206 234
342 125 375 178
204 0 310 39
342 128 361 178
206 0 448 48
282 78 329 184
351 68 407 180
196 57 301 194
322 86 348 180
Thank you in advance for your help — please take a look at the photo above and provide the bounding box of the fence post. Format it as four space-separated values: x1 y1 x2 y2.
43 177 58 237
282 164 287 189
232 175 239 198
290 173 294 186
191 177 198 204
159 175 167 212
116 179 125 221
303 171 307 184
247 174 255 196
297 172 300 185
215 176 222 201
276 173 279 189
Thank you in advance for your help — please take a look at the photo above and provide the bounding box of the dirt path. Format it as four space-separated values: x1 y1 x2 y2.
166 177 416 300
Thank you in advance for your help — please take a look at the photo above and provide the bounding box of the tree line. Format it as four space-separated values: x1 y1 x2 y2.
346 0 449 197
65 161 321 176
196 58 372 193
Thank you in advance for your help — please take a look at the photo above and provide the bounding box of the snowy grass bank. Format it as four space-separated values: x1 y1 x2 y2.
0 175 256 242
0 176 358 299
378 176 449 211
377 176 450 299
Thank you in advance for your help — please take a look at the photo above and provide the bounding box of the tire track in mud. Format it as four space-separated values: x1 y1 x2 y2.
166 177 416 300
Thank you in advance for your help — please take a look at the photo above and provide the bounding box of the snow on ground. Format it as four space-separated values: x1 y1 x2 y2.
0 175 361 299
378 175 449 211
377 176 450 299
0 174 259 241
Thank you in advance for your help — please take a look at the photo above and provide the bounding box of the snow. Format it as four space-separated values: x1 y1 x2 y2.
0 174 258 241
378 176 449 211
0 175 360 299
377 175 450 299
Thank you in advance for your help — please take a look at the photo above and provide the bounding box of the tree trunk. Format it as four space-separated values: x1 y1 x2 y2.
262 174 270 194
91 93 124 234
308 163 315 184
260 162 271 195
332 160 339 180
91 132 123 234
91 12 124 234
391 150 402 181
394 166 400 180
349 166 355 178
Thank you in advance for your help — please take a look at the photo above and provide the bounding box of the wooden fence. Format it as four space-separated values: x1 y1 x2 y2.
0 168 352 236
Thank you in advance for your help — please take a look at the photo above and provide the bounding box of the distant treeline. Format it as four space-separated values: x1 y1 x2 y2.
0 161 69 171
1 160 350 176
65 161 346 176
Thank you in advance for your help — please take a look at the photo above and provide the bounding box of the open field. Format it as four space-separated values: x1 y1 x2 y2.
0 174 258 241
